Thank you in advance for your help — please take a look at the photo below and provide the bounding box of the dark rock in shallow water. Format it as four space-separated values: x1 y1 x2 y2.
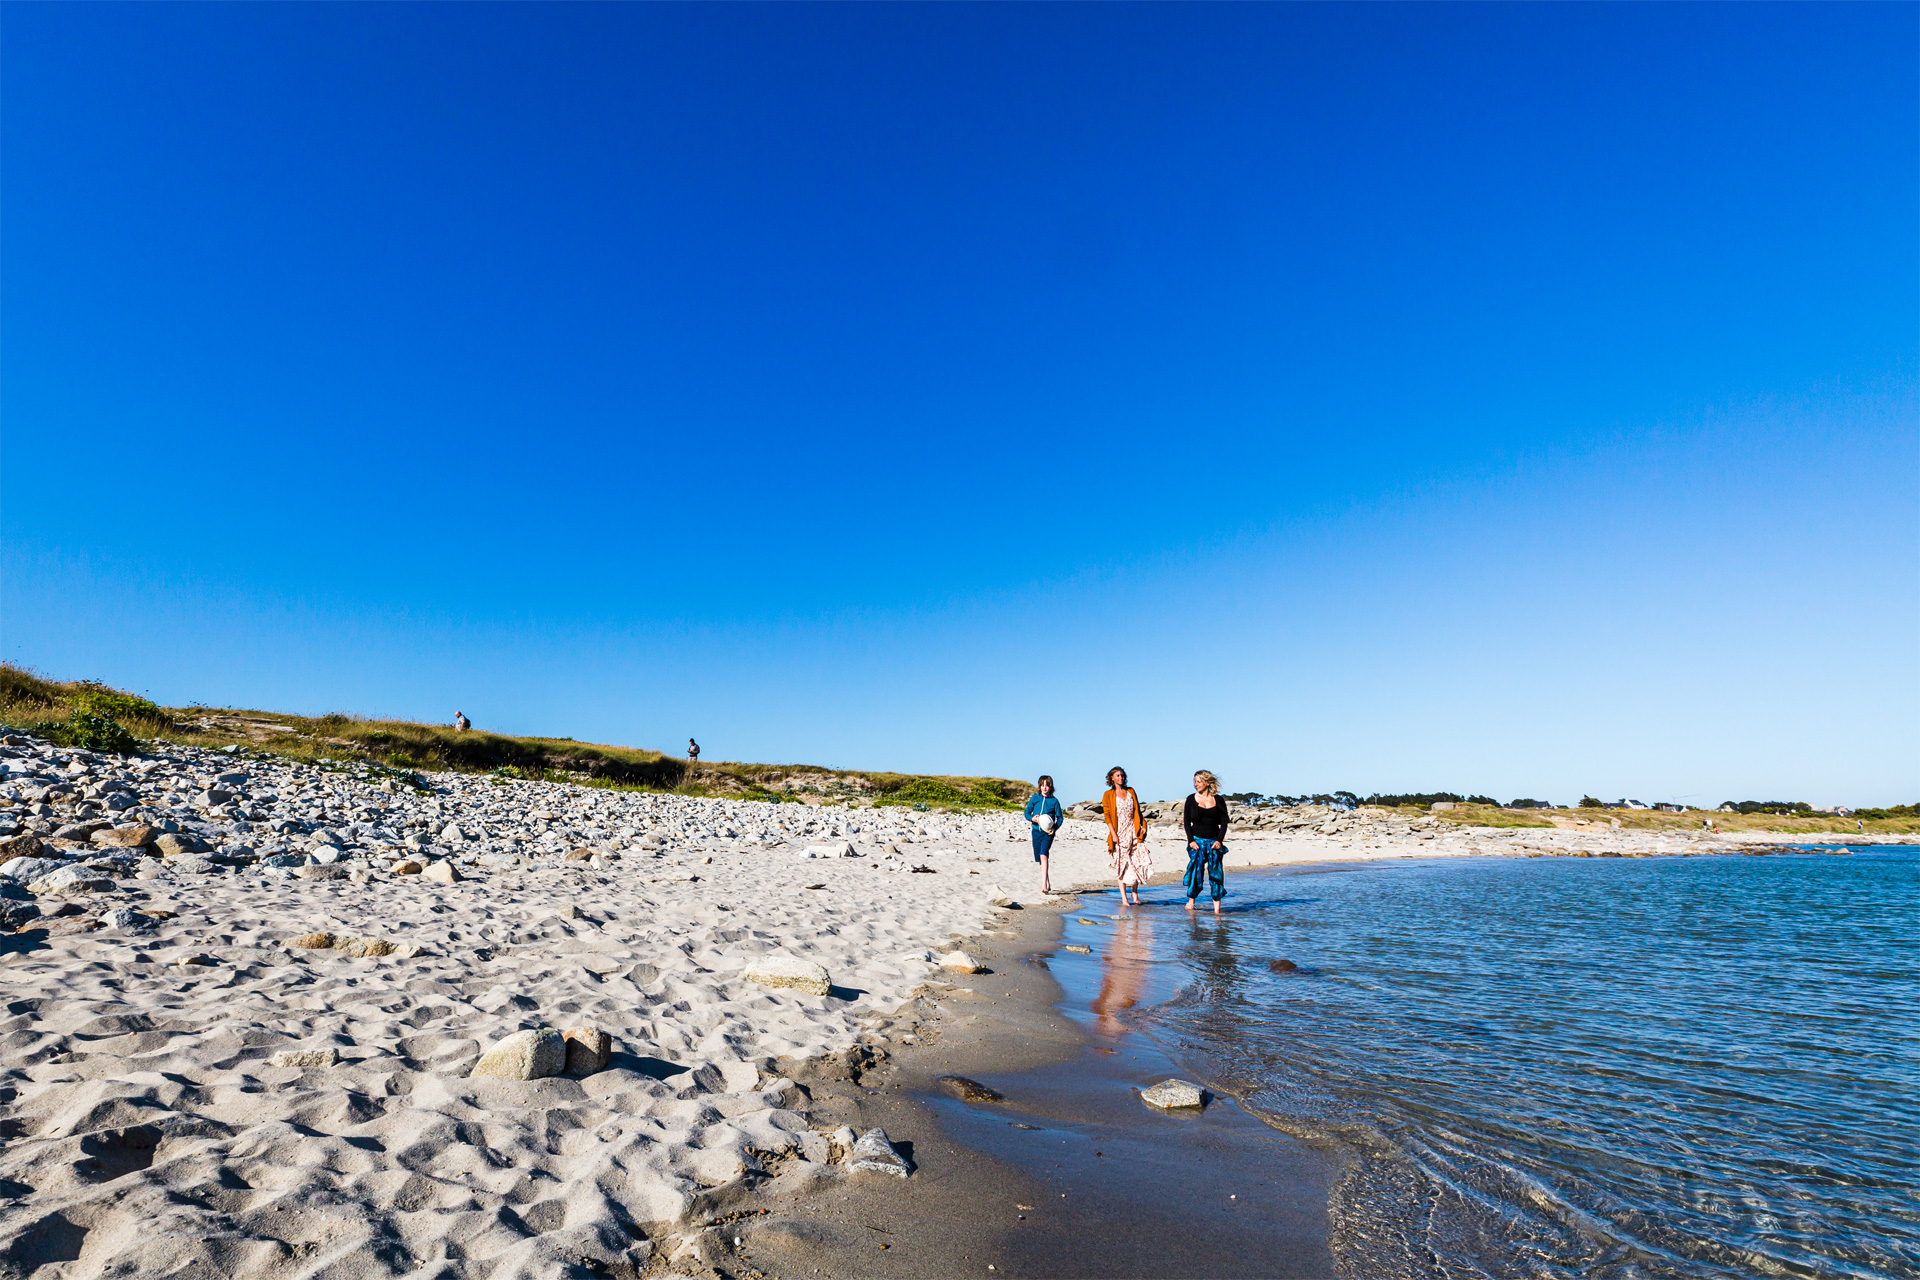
935 1074 1004 1103
1267 958 1299 973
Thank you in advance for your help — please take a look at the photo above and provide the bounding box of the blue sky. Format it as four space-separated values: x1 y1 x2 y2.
4 3 1915 805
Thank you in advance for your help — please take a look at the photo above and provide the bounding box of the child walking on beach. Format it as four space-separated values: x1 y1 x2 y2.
1024 775 1064 894
1103 766 1151 906
1184 769 1229 915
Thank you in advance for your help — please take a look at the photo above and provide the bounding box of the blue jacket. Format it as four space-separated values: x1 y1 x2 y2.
1024 794 1064 827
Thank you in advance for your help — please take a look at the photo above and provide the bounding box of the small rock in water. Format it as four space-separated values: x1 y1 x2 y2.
939 950 985 973
743 956 832 996
1064 944 1092 954
848 1127 912 1178
1267 958 1299 973
563 1026 612 1075
269 1047 339 1069
935 1075 1005 1103
470 1028 566 1080
1140 1079 1207 1110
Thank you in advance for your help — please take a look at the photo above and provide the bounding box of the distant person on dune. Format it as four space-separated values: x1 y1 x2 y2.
1025 775 1064 894
1103 766 1150 907
1184 769 1230 915
453 712 470 732
687 738 700 762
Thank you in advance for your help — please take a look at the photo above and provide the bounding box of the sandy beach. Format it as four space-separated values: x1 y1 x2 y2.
0 737 1873 1278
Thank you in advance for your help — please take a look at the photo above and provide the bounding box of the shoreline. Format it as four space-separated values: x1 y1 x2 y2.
745 890 1338 1280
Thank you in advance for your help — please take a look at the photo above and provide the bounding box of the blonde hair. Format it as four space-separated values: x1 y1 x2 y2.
1194 770 1219 795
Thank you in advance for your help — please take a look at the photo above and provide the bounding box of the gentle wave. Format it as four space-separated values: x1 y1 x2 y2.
1090 849 1920 1280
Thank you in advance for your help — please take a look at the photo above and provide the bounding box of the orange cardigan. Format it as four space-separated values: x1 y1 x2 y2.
1102 787 1147 851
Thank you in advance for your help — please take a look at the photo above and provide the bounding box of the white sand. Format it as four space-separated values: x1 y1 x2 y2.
0 742 1041 1278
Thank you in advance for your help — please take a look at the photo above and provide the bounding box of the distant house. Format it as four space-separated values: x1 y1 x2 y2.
1814 805 1854 816
1717 803 1738 812
1622 800 1651 810
1654 803 1686 813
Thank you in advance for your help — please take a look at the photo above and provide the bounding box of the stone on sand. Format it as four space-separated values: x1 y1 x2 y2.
391 859 423 875
848 1128 912 1178
269 1047 340 1069
290 932 338 949
151 833 198 858
336 937 395 958
1 856 65 884
563 1026 612 1075
939 949 984 973
471 1028 566 1080
1140 1079 1206 1110
743 955 832 996
0 834 45 860
29 867 114 895
424 859 459 884
91 825 157 849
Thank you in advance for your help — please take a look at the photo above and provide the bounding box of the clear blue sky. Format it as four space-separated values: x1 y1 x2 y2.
4 4 1915 805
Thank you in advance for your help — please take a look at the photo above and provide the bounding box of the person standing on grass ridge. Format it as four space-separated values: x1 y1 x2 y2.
453 712 470 732
1103 766 1151 906
1184 769 1230 915
687 738 700 762
1025 775 1064 894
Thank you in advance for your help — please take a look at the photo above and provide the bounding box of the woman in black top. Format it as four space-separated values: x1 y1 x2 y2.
1183 770 1229 914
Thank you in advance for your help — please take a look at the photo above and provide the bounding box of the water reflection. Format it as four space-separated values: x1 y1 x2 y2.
1089 908 1154 1035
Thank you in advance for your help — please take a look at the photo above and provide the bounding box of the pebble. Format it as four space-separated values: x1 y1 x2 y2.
269 1047 339 1069
935 1075 1004 1103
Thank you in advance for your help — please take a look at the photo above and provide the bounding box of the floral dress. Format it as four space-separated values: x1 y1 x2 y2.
1111 790 1154 886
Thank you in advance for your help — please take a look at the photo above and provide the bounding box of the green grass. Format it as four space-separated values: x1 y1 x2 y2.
0 663 1026 808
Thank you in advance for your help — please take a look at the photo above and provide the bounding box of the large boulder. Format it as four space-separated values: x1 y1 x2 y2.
470 1029 566 1080
743 956 831 996
0 834 45 861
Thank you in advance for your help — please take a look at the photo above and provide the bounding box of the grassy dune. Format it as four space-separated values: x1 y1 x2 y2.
0 665 1023 810
1381 801 1920 837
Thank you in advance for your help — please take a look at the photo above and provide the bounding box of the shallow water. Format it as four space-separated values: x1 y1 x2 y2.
1054 848 1920 1280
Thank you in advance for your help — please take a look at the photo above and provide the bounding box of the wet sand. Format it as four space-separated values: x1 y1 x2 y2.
742 894 1338 1280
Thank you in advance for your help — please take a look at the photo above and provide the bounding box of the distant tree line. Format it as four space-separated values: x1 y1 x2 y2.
1719 800 1813 815
1851 803 1918 819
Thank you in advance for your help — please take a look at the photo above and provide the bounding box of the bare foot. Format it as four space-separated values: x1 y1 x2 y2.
1212 901 1222 915
1184 898 1195 913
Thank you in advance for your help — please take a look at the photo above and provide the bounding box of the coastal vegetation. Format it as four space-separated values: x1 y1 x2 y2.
0 664 1024 810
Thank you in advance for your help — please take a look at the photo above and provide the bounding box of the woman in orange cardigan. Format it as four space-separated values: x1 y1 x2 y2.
1102 766 1152 906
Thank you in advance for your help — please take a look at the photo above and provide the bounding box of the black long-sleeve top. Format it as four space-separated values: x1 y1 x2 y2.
1184 794 1230 842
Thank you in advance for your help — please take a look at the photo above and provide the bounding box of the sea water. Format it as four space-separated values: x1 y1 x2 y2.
1057 847 1920 1280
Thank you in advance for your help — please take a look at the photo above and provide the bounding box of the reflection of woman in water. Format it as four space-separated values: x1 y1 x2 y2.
1102 766 1151 906
1090 910 1152 1034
